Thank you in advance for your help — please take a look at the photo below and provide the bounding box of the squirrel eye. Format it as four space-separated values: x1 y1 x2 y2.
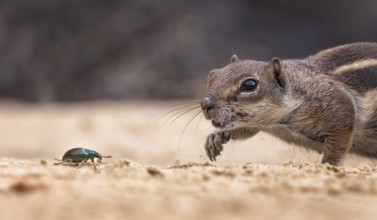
239 78 258 92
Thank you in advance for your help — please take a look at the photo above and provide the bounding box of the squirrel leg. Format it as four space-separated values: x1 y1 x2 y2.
205 128 259 161
321 127 354 165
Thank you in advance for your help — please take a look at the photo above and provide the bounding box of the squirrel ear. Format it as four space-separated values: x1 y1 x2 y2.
230 54 239 63
269 57 286 88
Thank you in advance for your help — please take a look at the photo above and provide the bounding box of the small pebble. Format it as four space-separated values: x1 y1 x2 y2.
146 167 164 178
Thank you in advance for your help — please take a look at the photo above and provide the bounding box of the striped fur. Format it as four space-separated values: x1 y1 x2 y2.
202 42 377 165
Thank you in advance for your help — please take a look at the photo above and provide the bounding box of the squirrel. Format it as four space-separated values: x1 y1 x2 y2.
201 42 377 165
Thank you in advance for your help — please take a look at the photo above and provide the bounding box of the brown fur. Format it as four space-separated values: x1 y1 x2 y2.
201 42 377 165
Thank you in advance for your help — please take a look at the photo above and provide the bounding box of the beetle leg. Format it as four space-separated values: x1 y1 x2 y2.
53 158 64 165
91 158 100 173
76 159 88 169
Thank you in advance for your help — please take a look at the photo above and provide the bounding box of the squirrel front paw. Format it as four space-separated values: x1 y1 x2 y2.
205 131 231 161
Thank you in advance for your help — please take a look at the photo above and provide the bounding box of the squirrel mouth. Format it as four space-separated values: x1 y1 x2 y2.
211 120 226 128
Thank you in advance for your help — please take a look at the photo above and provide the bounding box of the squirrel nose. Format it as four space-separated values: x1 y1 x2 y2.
201 95 215 110
201 95 215 120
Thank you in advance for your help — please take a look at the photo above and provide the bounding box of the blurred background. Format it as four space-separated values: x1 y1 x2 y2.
0 0 376 102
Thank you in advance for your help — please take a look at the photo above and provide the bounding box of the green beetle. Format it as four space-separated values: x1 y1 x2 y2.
54 148 112 172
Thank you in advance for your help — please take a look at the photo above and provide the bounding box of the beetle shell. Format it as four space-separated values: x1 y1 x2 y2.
62 148 102 163
54 147 111 172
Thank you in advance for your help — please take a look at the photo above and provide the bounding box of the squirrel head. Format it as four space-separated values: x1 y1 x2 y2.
201 55 288 129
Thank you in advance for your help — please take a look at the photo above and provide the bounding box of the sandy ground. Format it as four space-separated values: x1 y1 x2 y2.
1 100 377 220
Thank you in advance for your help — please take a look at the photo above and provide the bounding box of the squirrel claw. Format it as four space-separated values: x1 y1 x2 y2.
205 131 230 161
